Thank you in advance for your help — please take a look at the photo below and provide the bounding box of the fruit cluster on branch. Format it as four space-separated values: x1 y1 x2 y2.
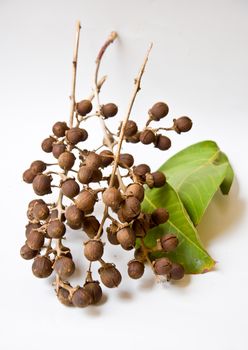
21 22 192 307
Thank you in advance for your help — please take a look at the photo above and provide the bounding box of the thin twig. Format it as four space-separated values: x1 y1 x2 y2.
88 75 107 101
92 32 125 239
109 43 153 187
140 238 154 270
55 21 81 294
93 31 126 191
75 76 107 127
94 43 153 240
96 31 118 63
69 21 81 128
152 126 174 132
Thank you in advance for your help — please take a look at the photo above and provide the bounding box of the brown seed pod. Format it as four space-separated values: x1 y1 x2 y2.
66 127 88 144
107 224 120 245
47 219 66 238
102 187 123 210
139 129 156 145
67 220 82 230
99 150 113 167
169 263 185 280
30 160 47 175
149 102 169 121
84 240 104 261
124 120 138 137
139 212 153 226
125 132 141 144
41 137 55 153
33 202 49 221
53 256 75 280
153 257 172 275
125 183 144 202
121 196 141 222
151 171 166 188
32 256 53 278
25 222 41 238
98 264 122 288
85 152 102 169
61 179 80 198
84 281 102 304
26 209 36 222
119 153 134 168
28 199 45 210
160 234 179 252
52 143 66 159
23 169 36 184
133 164 151 177
173 117 192 134
154 134 171 151
90 169 103 183
71 287 92 307
101 103 118 118
20 243 38 260
128 259 145 279
58 152 76 170
76 99 93 116
78 166 93 184
52 121 69 137
117 207 126 223
132 218 149 238
65 205 84 226
75 190 97 212
60 247 73 259
145 173 155 188
116 227 136 250
151 208 169 225
57 287 73 306
82 216 100 238
32 174 52 196
26 230 44 250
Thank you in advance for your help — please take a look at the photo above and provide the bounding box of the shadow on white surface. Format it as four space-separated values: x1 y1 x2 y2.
138 276 156 290
85 294 108 317
117 290 134 300
197 177 245 246
170 273 191 288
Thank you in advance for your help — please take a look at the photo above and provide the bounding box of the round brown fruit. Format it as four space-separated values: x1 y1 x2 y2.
101 103 118 118
32 256 53 278
98 264 122 288
128 260 145 279
84 240 104 261
76 99 93 116
61 179 80 198
150 102 169 120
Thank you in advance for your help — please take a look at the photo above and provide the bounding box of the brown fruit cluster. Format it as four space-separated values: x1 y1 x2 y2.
21 27 192 308
123 102 192 151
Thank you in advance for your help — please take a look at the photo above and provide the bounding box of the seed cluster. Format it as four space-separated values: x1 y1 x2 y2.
21 26 192 308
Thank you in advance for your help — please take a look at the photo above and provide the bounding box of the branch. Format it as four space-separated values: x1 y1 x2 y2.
93 32 127 191
88 75 107 101
69 21 81 128
96 31 118 64
109 43 153 187
94 43 153 240
54 21 82 294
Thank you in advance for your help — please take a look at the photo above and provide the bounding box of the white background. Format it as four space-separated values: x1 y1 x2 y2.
0 0 248 349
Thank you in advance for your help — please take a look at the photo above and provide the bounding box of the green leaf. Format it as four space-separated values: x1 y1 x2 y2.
218 152 234 195
159 140 234 226
143 183 215 274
